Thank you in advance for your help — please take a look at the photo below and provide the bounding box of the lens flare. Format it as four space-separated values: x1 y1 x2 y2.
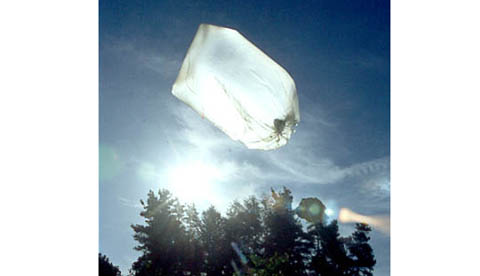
99 145 123 181
325 208 334 216
295 197 326 223
338 208 390 235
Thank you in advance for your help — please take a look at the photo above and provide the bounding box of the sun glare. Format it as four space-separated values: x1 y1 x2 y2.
325 208 334 216
167 162 221 204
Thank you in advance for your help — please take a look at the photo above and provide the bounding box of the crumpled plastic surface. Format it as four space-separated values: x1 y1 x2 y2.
172 24 300 150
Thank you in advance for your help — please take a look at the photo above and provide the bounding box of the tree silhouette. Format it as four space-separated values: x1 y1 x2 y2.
309 220 351 276
263 187 313 275
346 223 376 276
183 203 204 275
309 220 376 276
225 196 265 274
130 189 188 276
99 253 121 276
127 187 376 275
200 206 231 275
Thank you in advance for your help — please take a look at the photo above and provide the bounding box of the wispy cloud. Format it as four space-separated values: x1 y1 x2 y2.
102 37 183 79
170 97 390 196
265 149 389 188
105 35 391 218
118 196 143 210
138 53 182 78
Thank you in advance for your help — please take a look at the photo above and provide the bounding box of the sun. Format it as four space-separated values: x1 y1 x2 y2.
166 161 221 203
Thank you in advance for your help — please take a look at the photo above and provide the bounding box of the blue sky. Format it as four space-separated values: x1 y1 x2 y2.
99 0 390 275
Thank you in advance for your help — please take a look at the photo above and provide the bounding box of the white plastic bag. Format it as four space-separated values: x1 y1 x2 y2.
172 24 300 150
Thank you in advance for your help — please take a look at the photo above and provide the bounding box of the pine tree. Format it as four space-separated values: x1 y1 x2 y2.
226 197 264 256
130 189 187 276
309 220 351 276
225 196 266 274
127 187 377 276
99 253 121 276
263 187 313 275
183 203 204 275
346 223 376 276
200 206 231 275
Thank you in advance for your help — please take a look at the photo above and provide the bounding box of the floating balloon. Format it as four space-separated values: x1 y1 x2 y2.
172 24 300 150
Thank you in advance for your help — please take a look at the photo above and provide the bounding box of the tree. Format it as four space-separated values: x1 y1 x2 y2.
345 223 376 276
225 196 266 275
99 253 121 276
199 206 231 275
130 189 188 276
182 203 204 275
127 187 376 276
245 252 289 276
309 220 351 276
309 220 377 276
262 187 313 275
226 197 265 256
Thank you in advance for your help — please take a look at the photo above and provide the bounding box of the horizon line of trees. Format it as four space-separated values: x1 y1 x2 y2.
100 187 375 276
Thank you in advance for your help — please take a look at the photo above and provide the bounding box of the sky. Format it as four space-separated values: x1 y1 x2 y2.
99 0 390 275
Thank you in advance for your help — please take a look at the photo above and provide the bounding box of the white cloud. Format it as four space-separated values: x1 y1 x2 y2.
263 147 390 189
139 54 182 78
170 99 390 196
118 196 143 210
103 37 182 79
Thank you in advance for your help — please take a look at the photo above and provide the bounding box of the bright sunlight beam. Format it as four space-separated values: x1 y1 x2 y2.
167 161 222 204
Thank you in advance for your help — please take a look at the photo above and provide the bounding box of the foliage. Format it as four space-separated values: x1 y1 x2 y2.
309 220 350 276
128 187 376 276
263 187 313 275
130 189 187 275
244 253 289 276
99 253 121 276
346 223 376 276
200 206 231 275
309 221 376 276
